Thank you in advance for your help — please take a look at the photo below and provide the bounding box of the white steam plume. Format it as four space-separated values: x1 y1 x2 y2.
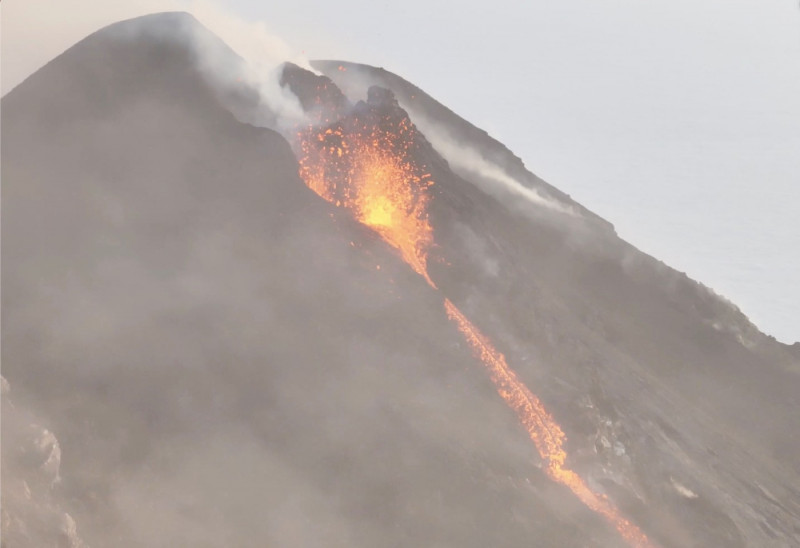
185 0 311 131
410 115 577 216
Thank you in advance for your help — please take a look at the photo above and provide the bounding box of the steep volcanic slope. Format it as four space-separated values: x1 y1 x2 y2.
3 13 635 548
286 63 800 546
3 11 800 548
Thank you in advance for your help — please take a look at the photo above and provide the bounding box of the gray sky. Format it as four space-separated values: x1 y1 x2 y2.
3 0 799 342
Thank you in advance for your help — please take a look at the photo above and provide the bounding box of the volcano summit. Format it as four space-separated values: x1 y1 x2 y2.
2 12 799 548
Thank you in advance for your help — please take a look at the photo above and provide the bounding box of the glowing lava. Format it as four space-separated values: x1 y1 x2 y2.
298 113 434 284
443 299 652 548
296 99 654 548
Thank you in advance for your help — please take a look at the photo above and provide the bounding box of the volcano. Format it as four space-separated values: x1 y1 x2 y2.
3 12 799 548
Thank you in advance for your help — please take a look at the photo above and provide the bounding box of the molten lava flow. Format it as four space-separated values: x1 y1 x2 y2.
296 102 654 548
443 299 652 548
298 115 434 284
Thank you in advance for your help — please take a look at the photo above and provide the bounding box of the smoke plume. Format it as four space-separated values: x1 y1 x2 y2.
410 115 577 216
185 1 311 131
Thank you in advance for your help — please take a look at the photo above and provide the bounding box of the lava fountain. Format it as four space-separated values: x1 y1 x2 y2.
295 92 654 548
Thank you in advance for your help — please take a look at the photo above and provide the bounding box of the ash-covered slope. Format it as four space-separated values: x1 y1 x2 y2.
3 11 800 548
285 62 800 547
3 12 628 548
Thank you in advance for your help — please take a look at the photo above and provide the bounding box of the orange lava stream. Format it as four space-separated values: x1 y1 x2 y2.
443 299 653 548
296 110 654 548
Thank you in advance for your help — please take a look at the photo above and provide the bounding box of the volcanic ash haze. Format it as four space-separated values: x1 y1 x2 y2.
3 11 800 548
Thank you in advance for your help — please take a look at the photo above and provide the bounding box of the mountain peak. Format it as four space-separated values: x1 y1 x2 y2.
1 10 250 134
88 11 203 41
